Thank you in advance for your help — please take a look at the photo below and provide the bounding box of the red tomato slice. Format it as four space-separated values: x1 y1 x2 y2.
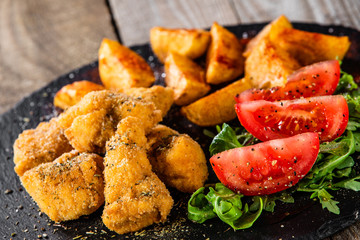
235 95 348 142
235 60 340 103
210 132 319 196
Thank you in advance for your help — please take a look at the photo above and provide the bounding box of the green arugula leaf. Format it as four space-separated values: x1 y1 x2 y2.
187 183 263 230
335 70 358 94
334 176 360 191
311 189 340 214
209 123 242 156
188 187 217 223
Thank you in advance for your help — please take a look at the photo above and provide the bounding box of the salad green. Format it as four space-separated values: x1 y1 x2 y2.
188 69 360 229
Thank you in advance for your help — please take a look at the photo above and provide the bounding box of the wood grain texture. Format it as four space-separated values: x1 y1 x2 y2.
0 0 116 114
109 0 240 46
231 0 360 29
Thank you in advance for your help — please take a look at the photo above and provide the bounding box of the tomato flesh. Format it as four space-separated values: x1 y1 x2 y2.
235 60 340 103
210 133 319 196
236 95 348 142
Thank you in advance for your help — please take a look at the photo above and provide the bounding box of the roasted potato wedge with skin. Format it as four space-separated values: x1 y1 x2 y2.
54 81 105 110
243 15 292 57
124 86 174 117
165 52 210 106
181 78 251 126
99 38 155 91
245 38 301 88
150 27 210 63
270 28 351 66
206 22 244 85
147 124 208 193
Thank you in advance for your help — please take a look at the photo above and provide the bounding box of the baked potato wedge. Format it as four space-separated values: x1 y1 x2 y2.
206 22 244 85
181 78 251 126
146 124 208 193
243 15 292 57
245 38 301 88
54 81 105 110
270 28 351 66
99 38 155 91
165 52 210 106
150 27 210 63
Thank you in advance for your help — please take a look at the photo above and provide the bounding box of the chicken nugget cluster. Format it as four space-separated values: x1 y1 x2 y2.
14 87 208 235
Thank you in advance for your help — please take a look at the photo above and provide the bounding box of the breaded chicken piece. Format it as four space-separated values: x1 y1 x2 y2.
13 118 73 176
57 90 162 153
102 117 173 234
124 85 174 117
21 150 104 222
147 125 208 193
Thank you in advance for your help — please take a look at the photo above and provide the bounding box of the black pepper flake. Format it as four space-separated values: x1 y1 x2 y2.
251 148 255 151
294 171 297 176
246 182 249 185
4 189 13 194
250 167 254 173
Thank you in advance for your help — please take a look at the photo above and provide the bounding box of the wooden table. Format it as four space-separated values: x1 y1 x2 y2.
1 0 360 239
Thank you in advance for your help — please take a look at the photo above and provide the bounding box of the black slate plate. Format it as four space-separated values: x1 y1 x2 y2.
1 22 360 240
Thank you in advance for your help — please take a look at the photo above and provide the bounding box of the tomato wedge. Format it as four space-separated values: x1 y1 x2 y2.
235 95 348 142
210 132 319 196
235 60 340 103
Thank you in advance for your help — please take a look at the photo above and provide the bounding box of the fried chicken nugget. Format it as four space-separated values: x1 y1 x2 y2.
102 117 173 234
13 118 73 176
147 125 208 193
124 85 174 117
57 90 162 153
20 150 104 222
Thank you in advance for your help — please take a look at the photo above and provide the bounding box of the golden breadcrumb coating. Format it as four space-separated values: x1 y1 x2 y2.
57 90 162 153
124 85 174 117
102 117 173 234
13 118 73 176
20 150 104 222
147 124 208 193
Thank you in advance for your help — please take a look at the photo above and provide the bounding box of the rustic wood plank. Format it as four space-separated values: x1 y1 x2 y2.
0 0 117 114
230 0 360 30
109 0 240 46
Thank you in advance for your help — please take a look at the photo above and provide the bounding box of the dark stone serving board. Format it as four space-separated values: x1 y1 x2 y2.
1 22 360 240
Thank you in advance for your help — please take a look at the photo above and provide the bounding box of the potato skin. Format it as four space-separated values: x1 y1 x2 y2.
181 78 251 126
99 38 155 91
243 15 292 57
54 81 105 110
245 38 301 88
165 52 210 106
147 125 208 193
206 22 244 85
150 27 210 63
270 28 351 66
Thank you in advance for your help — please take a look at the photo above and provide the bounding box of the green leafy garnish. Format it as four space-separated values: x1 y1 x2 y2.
188 183 263 229
209 123 242 156
207 123 257 156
